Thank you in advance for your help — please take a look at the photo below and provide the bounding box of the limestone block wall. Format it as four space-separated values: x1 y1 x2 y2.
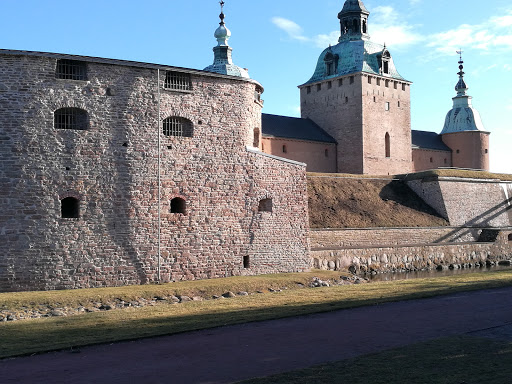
412 148 452 172
0 51 310 292
310 227 485 249
261 137 337 173
407 177 512 227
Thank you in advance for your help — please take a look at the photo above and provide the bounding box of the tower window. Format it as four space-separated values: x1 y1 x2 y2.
385 102 390 111
324 51 339 76
402 84 406 91
430 157 433 163
306 86 311 94
385 133 390 158
282 145 287 153
345 97 349 103
325 148 329 157
243 256 250 269
394 82 398 89
376 78 381 86
253 128 260 148
170 197 186 214
350 76 354 84
317 84 322 91
385 80 390 88
258 198 273 213
56 59 87 81
327 81 332 89
398 101 401 107
485 149 488 154
61 197 80 219
368 77 372 84
163 117 193 137
54 108 88 130
164 71 191 91
373 96 376 102
362 20 367 34
508 234 512 242
456 149 460 154
338 79 343 87
444 158 447 164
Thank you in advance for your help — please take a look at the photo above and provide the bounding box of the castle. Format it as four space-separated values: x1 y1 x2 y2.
0 1 509 292
261 0 490 174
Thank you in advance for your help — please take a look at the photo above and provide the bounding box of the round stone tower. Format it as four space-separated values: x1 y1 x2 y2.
440 54 490 170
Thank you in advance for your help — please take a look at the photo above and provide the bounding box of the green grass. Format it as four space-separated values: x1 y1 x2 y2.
238 336 512 384
1 270 512 359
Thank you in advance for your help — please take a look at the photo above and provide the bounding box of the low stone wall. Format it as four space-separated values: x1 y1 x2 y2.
310 227 487 249
312 230 512 273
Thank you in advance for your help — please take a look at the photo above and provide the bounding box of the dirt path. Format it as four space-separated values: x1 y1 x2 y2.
2 287 512 384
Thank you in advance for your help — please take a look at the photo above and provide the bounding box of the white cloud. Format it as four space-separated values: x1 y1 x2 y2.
427 10 512 55
271 17 308 42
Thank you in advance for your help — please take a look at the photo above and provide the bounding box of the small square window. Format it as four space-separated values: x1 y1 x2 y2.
456 149 460 154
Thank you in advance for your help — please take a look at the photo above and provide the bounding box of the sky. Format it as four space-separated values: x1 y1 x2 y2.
1 0 510 173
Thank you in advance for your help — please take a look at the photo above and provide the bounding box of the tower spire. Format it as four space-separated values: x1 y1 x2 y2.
203 1 250 78
455 49 468 96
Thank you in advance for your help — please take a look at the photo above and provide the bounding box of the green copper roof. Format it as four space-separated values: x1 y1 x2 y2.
302 39 409 85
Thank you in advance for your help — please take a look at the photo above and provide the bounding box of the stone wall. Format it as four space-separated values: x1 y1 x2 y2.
312 230 512 273
407 176 512 227
310 227 488 249
0 51 310 292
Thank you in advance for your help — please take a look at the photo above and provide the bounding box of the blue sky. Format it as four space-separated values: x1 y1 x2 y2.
2 0 510 173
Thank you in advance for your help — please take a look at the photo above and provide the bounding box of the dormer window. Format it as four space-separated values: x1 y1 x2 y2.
378 50 391 75
324 51 339 76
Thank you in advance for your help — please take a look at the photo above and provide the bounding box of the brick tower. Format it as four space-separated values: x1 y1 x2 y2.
440 54 490 170
299 0 412 175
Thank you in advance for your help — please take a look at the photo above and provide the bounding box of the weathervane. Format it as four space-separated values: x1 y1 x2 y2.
219 1 225 25
456 49 464 63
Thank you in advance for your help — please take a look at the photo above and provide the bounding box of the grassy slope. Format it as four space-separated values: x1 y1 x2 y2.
308 176 448 228
2 270 512 359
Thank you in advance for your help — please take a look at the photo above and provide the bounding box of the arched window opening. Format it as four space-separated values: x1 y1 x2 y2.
352 19 359 33
324 51 339 76
253 128 260 148
163 117 193 137
170 197 186 214
385 133 391 158
378 50 391 75
258 198 273 213
61 197 79 218
362 20 367 34
54 108 88 130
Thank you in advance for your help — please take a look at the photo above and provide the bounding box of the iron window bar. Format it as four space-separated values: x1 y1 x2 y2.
54 108 88 130
163 117 193 137
164 71 191 91
56 59 87 80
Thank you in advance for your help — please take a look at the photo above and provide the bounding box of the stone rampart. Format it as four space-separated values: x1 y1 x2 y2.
407 176 512 227
312 230 512 273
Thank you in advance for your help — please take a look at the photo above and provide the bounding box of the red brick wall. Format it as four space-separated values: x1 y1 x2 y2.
441 131 490 171
412 148 452 172
0 53 310 292
261 137 337 173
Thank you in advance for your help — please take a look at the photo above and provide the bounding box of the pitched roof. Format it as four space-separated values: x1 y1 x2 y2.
411 130 452 151
262 114 337 144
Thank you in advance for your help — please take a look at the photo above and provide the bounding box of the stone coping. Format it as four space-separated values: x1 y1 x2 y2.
311 241 494 252
311 226 512 232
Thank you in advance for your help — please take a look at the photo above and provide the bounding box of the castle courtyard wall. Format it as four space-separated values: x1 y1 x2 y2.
412 148 452 172
0 52 310 292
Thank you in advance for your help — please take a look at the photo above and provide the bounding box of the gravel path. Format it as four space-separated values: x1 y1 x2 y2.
2 287 512 384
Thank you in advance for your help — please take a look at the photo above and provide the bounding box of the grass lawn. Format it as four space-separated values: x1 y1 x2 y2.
1 269 512 359
238 335 512 384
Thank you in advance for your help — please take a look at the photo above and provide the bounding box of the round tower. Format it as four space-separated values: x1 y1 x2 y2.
440 53 490 170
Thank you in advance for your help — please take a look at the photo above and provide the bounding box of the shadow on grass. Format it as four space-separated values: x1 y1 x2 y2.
2 272 512 359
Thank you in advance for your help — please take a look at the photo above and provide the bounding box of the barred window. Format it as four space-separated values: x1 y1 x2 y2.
54 108 88 130
163 117 193 137
164 71 191 91
56 59 87 80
